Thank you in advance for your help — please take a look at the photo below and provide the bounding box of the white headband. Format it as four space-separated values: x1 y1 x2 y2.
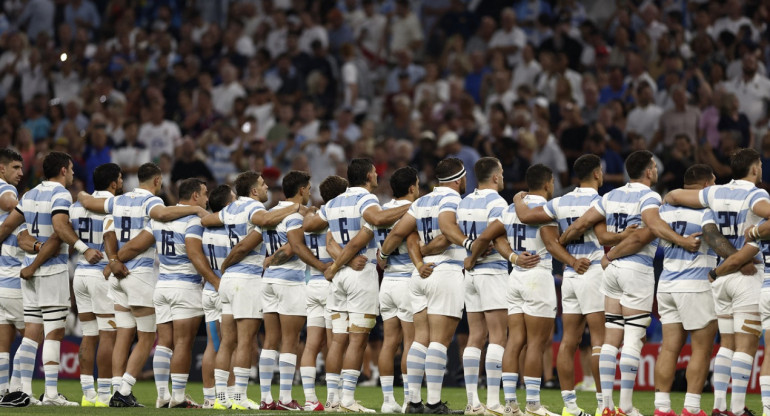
438 167 466 182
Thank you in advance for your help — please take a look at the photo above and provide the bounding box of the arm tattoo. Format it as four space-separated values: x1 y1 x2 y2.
702 224 737 259
272 248 291 266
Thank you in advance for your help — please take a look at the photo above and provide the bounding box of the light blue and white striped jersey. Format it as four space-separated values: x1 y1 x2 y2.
593 182 661 273
320 187 379 264
69 190 113 271
202 226 229 292
262 202 306 284
0 178 23 294
457 189 508 271
699 180 769 265
147 211 203 286
373 199 414 279
305 207 330 282
219 196 266 279
658 204 717 292
18 181 72 276
495 195 555 272
408 186 464 271
543 187 603 276
105 188 164 273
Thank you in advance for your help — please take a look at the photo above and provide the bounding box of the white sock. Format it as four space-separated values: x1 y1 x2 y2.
381 375 395 403
14 338 38 395
562 390 579 412
340 369 360 407
761 376 770 414
153 346 172 401
618 349 640 412
596 393 603 409
227 385 235 401
301 366 317 403
599 345 618 410
524 376 541 407
259 349 278 403
97 378 111 403
118 373 136 396
111 376 122 394
0 352 9 393
731 352 754 415
425 342 448 406
80 374 96 399
654 391 671 412
203 387 215 402
502 372 518 403
486 344 504 408
713 347 733 411
462 347 481 407
402 374 409 404
215 369 229 402
233 367 250 401
684 393 702 414
42 339 61 398
326 373 340 404
171 373 189 403
406 342 427 404
278 353 297 403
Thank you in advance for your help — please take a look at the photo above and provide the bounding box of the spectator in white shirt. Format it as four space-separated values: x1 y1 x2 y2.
489 8 526 68
723 53 770 129
211 63 246 116
302 122 345 200
389 0 423 60
111 118 150 191
265 9 288 58
137 100 182 162
624 50 658 99
355 0 387 67
298 11 328 55
50 58 81 103
485 69 516 116
626 81 664 145
511 43 542 93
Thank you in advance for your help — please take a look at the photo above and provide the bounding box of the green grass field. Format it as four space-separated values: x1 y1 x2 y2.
8 380 764 415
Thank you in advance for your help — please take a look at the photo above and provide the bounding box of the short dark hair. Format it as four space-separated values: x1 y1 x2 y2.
320 175 348 203
137 163 162 183
282 170 311 198
625 150 654 180
347 159 374 187
683 164 714 185
730 148 760 179
42 152 72 180
0 148 22 165
474 157 501 183
93 163 122 191
234 171 261 197
435 158 464 182
209 185 234 212
390 166 418 198
525 164 553 190
573 154 602 181
178 178 205 200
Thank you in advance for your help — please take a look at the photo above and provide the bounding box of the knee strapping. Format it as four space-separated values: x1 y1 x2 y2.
81 319 99 337
96 316 117 332
42 340 61 364
115 310 136 329
135 314 156 333
348 313 376 333
331 312 349 334
718 317 734 334
592 346 602 357
41 307 68 336
605 313 624 330
622 314 650 354
307 316 326 328
734 312 762 336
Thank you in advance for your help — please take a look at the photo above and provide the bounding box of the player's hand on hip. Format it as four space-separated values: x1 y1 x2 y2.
419 262 435 278
573 258 591 274
517 252 540 268
109 260 129 279
681 232 702 252
740 262 758 276
350 255 368 271
20 265 34 280
463 256 475 271
84 248 104 264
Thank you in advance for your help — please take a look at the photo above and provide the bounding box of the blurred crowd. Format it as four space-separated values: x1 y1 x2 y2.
1 0 770 206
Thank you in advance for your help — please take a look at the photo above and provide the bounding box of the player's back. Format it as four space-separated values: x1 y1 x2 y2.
700 179 769 252
596 182 660 270
202 225 229 291
410 186 464 270
457 189 508 271
546 187 603 265
150 214 202 285
323 187 379 261
658 204 716 292
262 202 305 284
110 188 164 271
0 179 22 293
219 196 266 278
305 207 331 282
70 190 113 271
20 181 71 275
499 194 553 272
374 199 413 278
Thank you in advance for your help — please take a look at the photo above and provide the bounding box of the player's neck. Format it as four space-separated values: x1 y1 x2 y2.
737 175 756 184
528 189 548 198
630 178 651 187
477 183 497 191
47 176 66 186
286 195 304 204
177 200 193 206
578 181 598 190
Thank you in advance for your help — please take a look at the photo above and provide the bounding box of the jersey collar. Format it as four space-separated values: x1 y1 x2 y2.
434 186 459 196
574 187 598 194
731 179 757 188
626 182 650 190
132 187 154 196
92 190 113 198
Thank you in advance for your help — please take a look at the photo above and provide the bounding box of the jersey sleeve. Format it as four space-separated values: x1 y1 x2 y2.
639 191 662 212
286 213 304 232
592 195 607 217
406 203 417 220
318 205 328 222
144 196 164 217
104 196 115 214
438 194 461 214
542 198 558 219
144 220 154 234
488 197 508 220
490 206 506 225
702 208 717 227
358 194 380 218
51 188 73 216
0 183 17 199
698 187 712 208
185 217 204 240
247 202 267 226
749 189 770 211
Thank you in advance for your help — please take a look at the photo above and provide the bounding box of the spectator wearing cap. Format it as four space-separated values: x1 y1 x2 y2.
438 129 479 194
626 82 663 146
389 0 423 60
112 118 150 192
723 53 770 130
650 85 700 153
83 113 113 192
489 8 526 69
